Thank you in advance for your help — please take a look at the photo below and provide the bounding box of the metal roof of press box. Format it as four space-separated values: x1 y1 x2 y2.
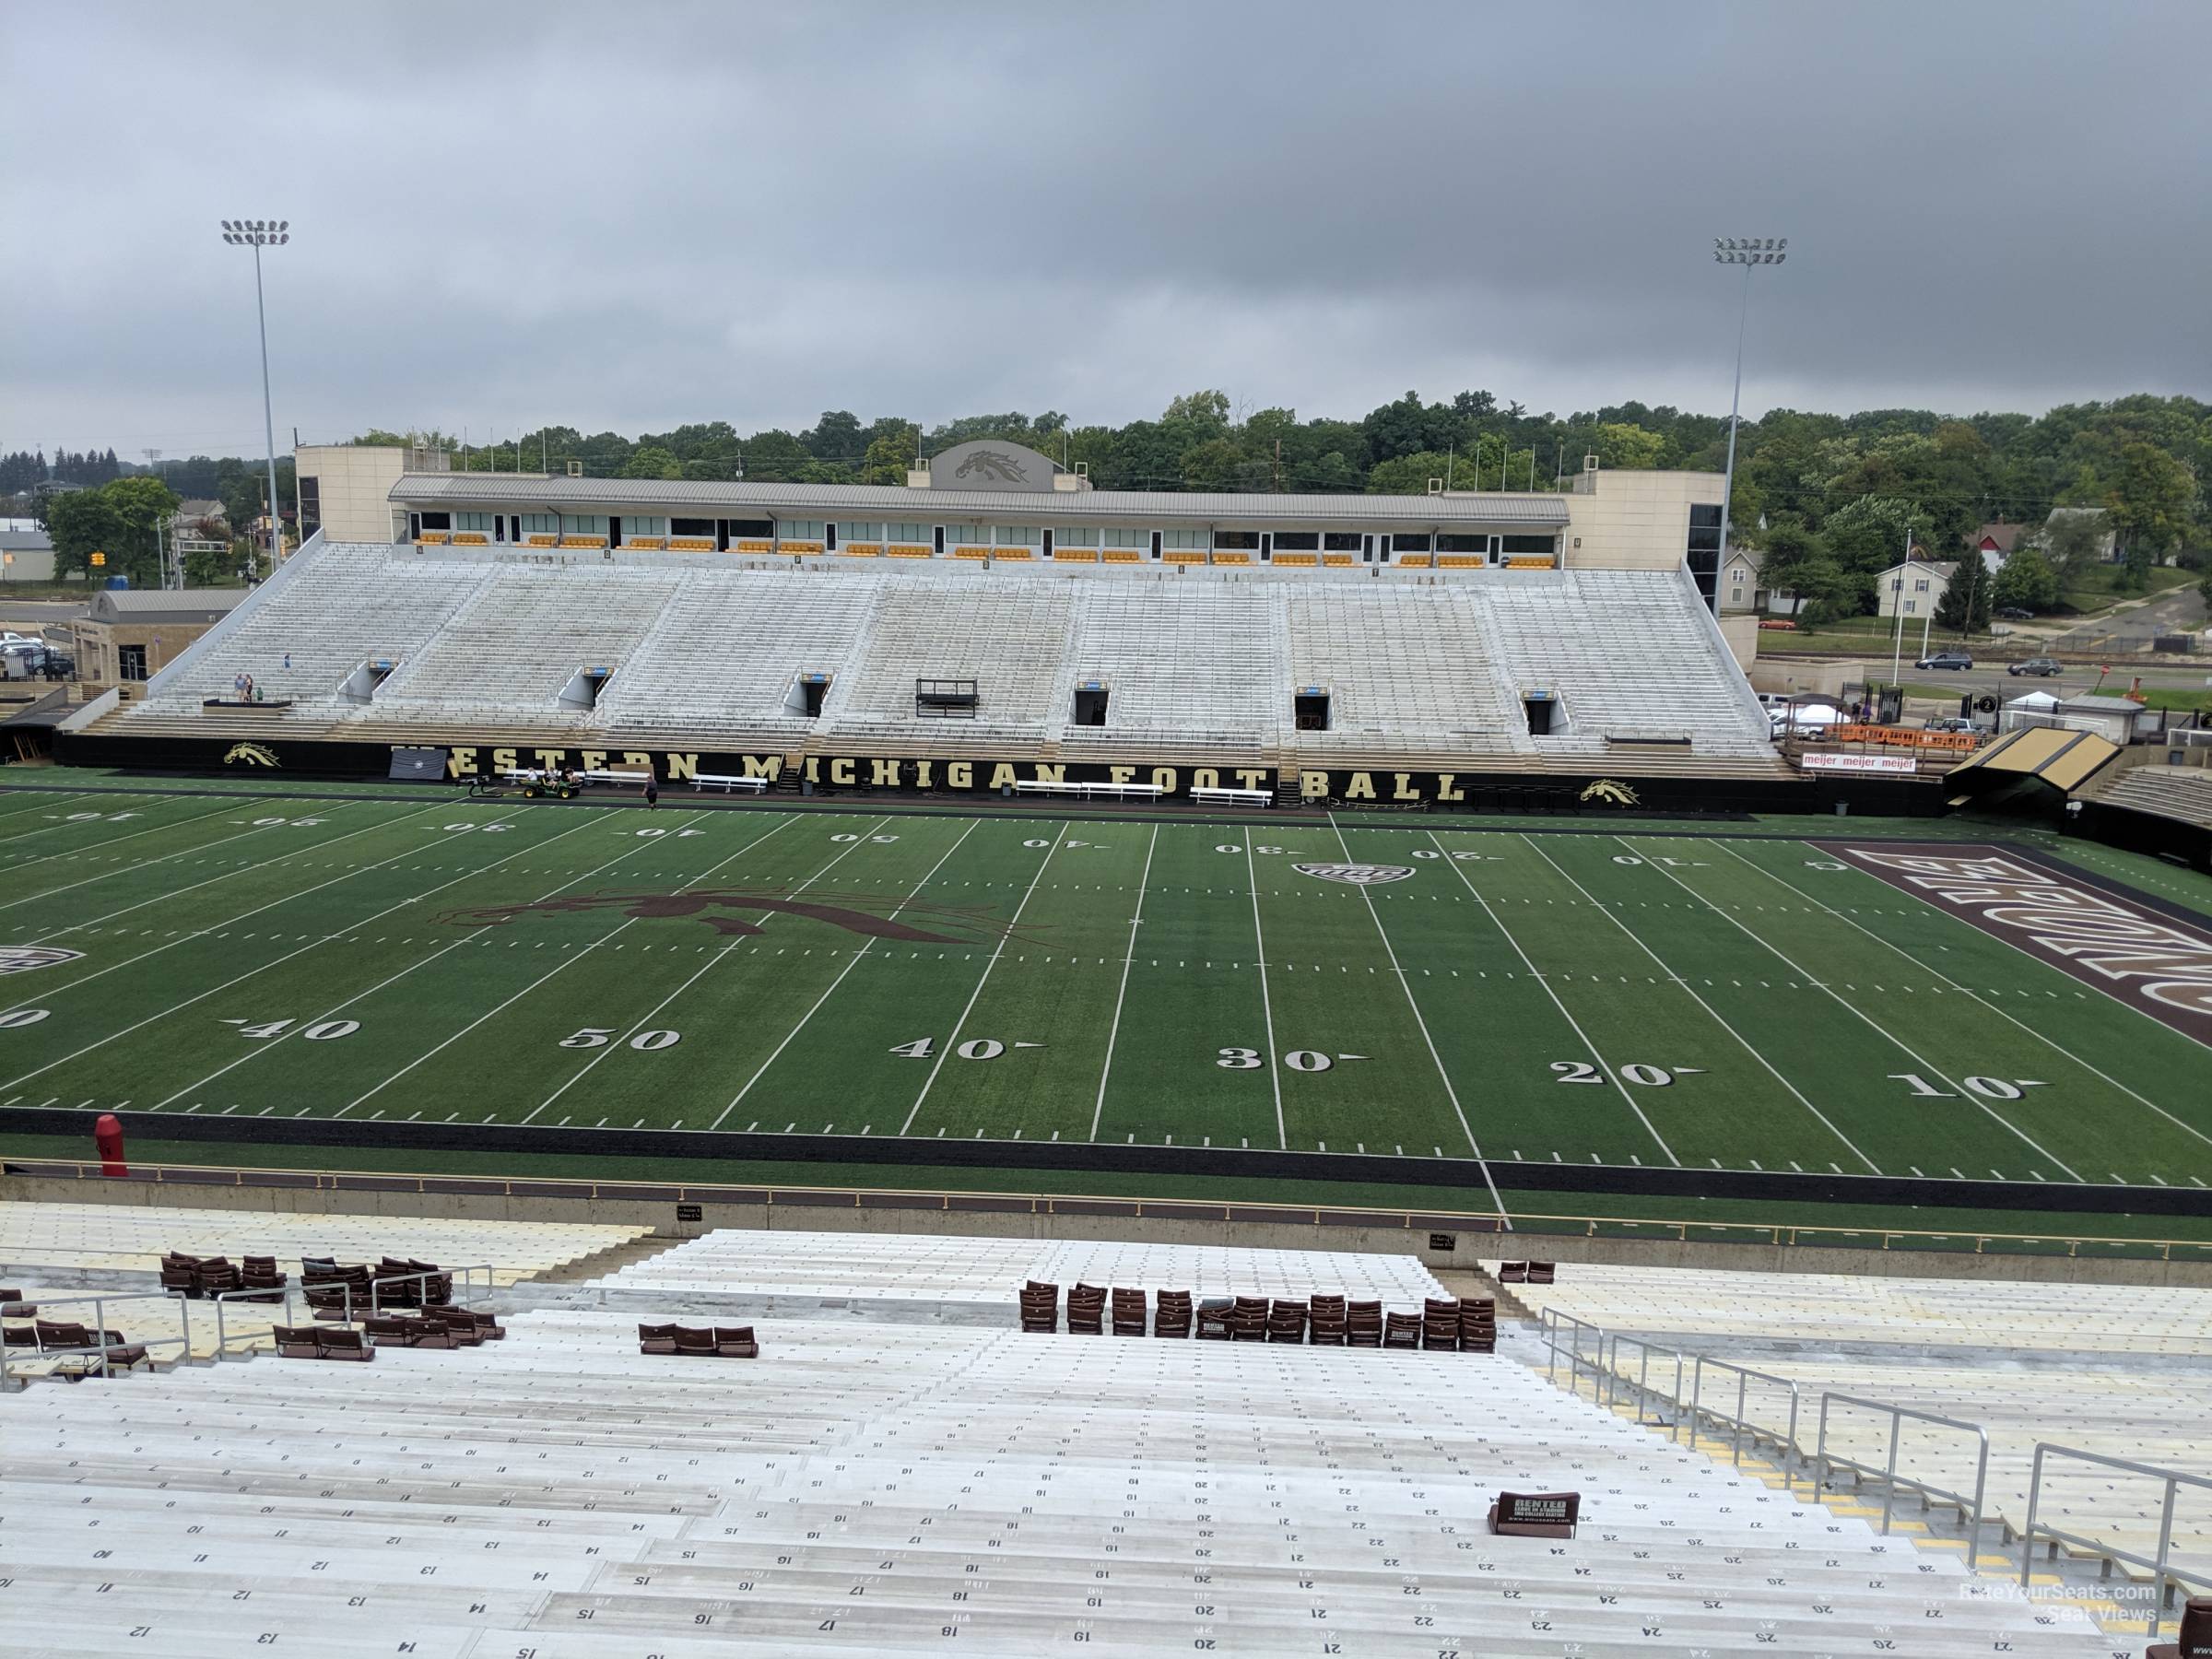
390 471 1571 527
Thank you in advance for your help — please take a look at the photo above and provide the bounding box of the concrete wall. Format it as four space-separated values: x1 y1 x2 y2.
1 545 56 582
1715 612 1759 670
296 445 407 543
8 1173 2204 1288
1561 469 1725 572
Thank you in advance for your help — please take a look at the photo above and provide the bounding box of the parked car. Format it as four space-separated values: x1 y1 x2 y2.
1994 606 2035 621
1925 716 1978 734
1914 651 1973 670
2007 656 2063 677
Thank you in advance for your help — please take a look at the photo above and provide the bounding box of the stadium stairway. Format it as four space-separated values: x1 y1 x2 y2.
0 1226 2130 1655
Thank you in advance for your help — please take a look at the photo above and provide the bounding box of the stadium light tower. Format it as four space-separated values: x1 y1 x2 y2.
220 218 290 564
1712 237 1786 573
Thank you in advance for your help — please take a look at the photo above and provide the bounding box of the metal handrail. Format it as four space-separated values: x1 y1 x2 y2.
12 1155 2211 1263
1539 1307 1609 1398
1689 1354 1802 1486
1602 1331 1688 1440
1815 1390 1990 1545
0 1288 192 1388
212 1264 492 1357
2018 1443 2212 1639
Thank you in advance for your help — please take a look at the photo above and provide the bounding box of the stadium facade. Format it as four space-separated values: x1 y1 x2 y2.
56 440 1914 814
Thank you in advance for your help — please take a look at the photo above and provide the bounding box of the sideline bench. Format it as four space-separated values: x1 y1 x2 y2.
1189 785 1273 808
692 774 771 794
1010 780 1167 802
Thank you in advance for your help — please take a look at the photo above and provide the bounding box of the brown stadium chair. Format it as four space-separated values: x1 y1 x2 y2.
1347 1301 1383 1347
316 1328 373 1361
1111 1288 1147 1337
275 1325 324 1359
674 1325 717 1357
427 1307 483 1346
195 1258 241 1297
637 1323 678 1355
1459 1298 1497 1354
1194 1300 1233 1341
1383 1312 1422 1350
159 1257 200 1297
1152 1291 1193 1339
1308 1295 1347 1347
1499 1261 1528 1284
1526 1262 1557 1285
713 1326 759 1359
1018 1287 1059 1334
1230 1295 1268 1341
1266 1300 1309 1343
1065 1285 1107 1335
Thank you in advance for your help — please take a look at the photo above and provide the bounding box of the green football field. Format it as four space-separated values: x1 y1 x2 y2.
2 782 2208 1204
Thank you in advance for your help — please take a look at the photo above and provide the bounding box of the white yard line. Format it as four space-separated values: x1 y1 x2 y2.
1520 833 1881 1175
0 804 325 912
1243 839 1288 1150
145 810 612 1111
347 812 798 1124
0 801 448 1021
1327 818 1501 1218
1746 839 2212 1143
1088 822 1159 1141
712 818 981 1132
1621 835 2087 1182
0 801 546 1092
0 797 241 872
0 793 106 844
898 821 1069 1136
1426 828 1681 1167
530 816 897 1124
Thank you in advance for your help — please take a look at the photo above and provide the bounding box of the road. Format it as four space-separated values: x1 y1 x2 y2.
2048 583 2207 653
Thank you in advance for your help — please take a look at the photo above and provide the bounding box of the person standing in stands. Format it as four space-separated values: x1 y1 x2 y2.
233 671 246 700
642 768 659 810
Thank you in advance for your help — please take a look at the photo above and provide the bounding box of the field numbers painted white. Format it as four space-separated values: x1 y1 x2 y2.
1214 843 1242 853
830 832 900 843
250 816 325 828
1216 1047 1263 1069
1023 838 1052 848
1553 1059 1695 1087
1804 860 1847 870
633 827 703 838
0 1008 50 1029
629 1029 681 1052
1888 1072 2044 1100
562 1027 617 1049
60 811 140 823
442 822 512 833
222 1017 359 1041
1284 1050 1333 1073
889 1036 1027 1061
561 1026 681 1051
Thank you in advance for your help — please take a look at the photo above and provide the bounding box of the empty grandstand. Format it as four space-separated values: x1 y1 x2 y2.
0 1211 2148 1653
77 538 1783 799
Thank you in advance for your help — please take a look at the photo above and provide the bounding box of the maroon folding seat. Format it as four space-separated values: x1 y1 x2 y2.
674 1325 717 1357
638 1323 678 1355
1499 1261 1528 1284
1265 1300 1308 1343
1382 1312 1422 1350
713 1326 759 1358
1065 1285 1107 1335
1194 1302 1232 1341
1152 1292 1193 1339
1111 1288 1147 1337
1346 1301 1383 1348
275 1325 324 1359
1526 1262 1557 1285
317 1328 373 1360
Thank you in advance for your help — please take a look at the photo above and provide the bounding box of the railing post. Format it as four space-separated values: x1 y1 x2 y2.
94 1294 109 1378
1878 1412 1901 1535
1783 1386 1800 1499
2018 1446 2046 1592
215 1292 228 1359
1733 1370 1747 1468
177 1292 190 1364
2150 1477 2180 1639
1969 1430 1989 1563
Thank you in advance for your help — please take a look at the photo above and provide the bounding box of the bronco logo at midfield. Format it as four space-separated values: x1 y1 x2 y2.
1292 864 1415 886
222 742 280 768
434 888 1025 945
1579 779 1640 806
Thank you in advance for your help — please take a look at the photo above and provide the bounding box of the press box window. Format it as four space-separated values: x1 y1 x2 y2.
1274 532 1319 551
1214 531 1260 551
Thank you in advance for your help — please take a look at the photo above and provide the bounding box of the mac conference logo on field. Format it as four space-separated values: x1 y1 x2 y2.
0 947 84 975
1294 863 1415 886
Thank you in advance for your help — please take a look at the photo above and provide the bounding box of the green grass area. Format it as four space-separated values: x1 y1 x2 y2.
2059 561 2196 616
1 785 2207 1228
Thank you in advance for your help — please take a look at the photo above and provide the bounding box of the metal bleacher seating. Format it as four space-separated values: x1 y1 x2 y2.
1516 1260 2212 1595
0 1220 2122 1654
113 544 1785 778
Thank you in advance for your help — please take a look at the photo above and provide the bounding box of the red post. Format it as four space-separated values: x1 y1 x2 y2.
94 1112 127 1177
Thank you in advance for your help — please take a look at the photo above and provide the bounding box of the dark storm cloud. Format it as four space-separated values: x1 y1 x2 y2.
4 0 2206 455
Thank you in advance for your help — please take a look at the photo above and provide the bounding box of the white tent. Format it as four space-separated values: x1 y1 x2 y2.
2006 690 2060 710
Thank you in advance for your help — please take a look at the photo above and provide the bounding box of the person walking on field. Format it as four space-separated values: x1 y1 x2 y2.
642 769 659 810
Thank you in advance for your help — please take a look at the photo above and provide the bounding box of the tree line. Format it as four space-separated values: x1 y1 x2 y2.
12 387 2202 614
0 447 124 493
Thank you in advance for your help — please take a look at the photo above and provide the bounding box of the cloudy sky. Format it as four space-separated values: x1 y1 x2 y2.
5 1 2206 460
